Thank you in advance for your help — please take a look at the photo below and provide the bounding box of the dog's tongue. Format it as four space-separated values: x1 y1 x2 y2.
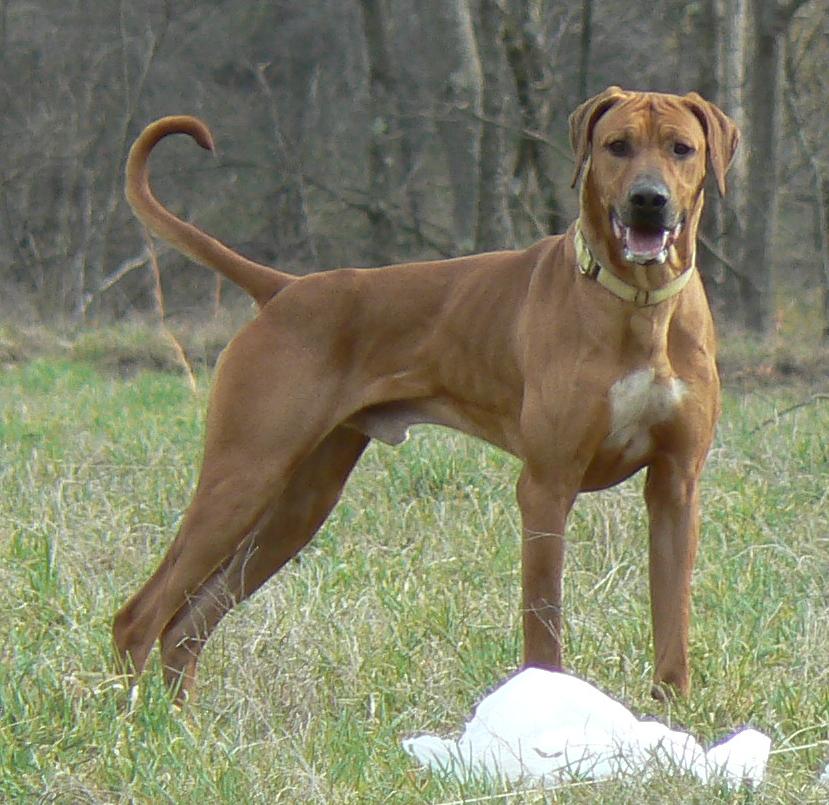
626 227 667 259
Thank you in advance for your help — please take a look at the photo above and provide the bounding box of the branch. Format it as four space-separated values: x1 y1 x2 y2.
302 173 457 258
253 62 321 269
697 232 751 281
786 12 824 75
146 232 197 394
749 394 829 433
453 103 572 161
77 245 166 317
778 0 817 23
510 190 548 239
401 102 572 162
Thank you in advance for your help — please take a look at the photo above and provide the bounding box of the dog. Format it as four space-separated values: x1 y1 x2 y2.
114 87 739 702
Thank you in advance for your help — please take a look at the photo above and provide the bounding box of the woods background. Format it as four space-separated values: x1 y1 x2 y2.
1 0 827 338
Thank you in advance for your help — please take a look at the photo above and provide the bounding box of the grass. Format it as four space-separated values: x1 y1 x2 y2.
0 330 828 803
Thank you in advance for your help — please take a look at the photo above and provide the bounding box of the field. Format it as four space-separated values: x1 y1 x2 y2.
1 323 827 803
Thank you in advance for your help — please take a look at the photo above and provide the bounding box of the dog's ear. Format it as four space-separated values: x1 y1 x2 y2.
569 86 627 187
683 93 741 197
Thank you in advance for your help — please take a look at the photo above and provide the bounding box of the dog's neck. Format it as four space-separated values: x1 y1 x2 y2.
573 226 695 307
573 223 696 307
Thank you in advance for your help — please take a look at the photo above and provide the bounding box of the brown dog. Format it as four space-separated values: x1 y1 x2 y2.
114 87 739 702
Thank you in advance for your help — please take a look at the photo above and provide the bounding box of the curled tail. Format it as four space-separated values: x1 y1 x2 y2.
125 116 293 307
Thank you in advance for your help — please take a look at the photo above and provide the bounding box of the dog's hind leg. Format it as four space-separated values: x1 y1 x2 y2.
157 426 369 700
112 319 355 681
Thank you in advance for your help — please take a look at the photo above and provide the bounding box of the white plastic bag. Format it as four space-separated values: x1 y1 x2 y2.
403 668 770 788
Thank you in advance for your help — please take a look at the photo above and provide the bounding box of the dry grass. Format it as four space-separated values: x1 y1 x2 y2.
0 324 827 802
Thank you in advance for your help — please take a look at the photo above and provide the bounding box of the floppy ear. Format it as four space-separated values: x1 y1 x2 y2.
683 92 741 197
569 86 627 187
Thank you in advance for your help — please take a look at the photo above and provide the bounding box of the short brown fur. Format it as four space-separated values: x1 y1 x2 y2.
115 89 739 702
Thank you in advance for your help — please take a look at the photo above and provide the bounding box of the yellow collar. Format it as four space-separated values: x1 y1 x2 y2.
574 223 695 306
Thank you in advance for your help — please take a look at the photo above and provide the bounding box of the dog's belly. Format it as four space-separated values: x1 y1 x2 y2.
345 397 517 453
347 368 688 491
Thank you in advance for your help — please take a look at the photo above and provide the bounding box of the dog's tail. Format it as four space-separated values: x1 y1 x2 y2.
125 116 293 307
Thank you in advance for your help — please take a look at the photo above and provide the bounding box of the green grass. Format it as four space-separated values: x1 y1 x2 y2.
1 348 828 803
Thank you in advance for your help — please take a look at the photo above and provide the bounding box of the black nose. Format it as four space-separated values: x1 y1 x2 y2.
626 179 671 228
629 181 669 211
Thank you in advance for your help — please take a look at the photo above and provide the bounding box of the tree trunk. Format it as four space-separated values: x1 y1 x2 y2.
821 178 829 341
474 0 515 252
358 0 398 262
419 0 483 252
783 48 829 342
739 0 782 334
578 0 593 100
503 0 567 238
739 0 812 334
0 1 7 55
707 0 747 311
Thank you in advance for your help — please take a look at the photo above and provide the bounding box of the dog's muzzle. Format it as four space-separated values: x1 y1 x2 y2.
612 178 683 265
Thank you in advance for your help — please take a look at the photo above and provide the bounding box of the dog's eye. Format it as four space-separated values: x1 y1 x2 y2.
607 140 630 157
673 142 694 157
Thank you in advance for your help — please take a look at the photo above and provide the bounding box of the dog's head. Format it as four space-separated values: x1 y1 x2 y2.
570 87 739 271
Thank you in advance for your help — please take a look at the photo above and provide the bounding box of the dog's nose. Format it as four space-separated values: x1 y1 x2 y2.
629 180 669 212
626 178 672 229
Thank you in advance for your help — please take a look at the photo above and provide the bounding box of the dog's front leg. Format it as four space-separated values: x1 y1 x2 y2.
516 466 578 671
644 457 701 698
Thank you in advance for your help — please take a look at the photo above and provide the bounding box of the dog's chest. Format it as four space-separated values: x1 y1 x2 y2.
604 368 686 461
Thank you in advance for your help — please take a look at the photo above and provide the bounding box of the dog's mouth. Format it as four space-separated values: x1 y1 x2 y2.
611 211 684 265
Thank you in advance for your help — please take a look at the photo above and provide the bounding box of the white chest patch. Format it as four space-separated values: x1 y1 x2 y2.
606 368 686 461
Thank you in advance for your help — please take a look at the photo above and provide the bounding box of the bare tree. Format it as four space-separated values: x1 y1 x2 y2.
0 2 176 319
1 0 827 335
